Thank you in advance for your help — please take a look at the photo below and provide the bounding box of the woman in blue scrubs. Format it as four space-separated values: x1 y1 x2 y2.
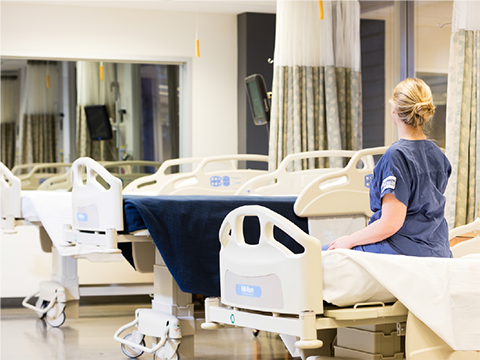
326 78 452 258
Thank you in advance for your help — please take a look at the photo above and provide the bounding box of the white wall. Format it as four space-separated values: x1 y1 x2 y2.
0 226 52 298
416 24 451 74
1 2 238 298
1 2 239 158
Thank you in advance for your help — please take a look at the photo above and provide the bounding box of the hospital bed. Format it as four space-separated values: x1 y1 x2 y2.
12 162 72 190
17 154 270 330
86 147 383 359
202 186 480 358
35 148 369 357
37 160 162 190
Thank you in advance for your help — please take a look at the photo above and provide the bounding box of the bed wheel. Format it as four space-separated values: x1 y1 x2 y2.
120 333 145 358
253 329 260 337
35 298 48 319
45 310 65 328
153 348 179 360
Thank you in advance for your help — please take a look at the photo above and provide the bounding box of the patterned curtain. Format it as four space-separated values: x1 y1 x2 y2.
1 76 20 168
1 123 16 168
445 1 480 228
20 114 57 164
269 1 362 170
18 61 59 165
76 61 117 161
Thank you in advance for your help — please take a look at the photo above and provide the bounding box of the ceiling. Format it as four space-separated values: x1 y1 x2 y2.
1 1 453 72
2 0 277 15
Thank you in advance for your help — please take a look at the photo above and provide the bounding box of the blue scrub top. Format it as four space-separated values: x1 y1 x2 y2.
357 139 453 258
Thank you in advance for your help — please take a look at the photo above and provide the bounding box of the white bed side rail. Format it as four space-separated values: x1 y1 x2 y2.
0 162 21 230
122 157 205 194
37 170 73 191
102 160 161 188
236 150 368 196
71 157 123 232
219 205 324 315
294 147 388 217
157 154 269 196
12 162 72 190
449 217 480 258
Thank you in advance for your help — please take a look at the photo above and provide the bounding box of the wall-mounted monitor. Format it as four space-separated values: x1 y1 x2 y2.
245 74 270 126
84 105 113 141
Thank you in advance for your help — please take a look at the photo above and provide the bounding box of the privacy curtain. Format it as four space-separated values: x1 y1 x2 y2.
268 0 362 170
19 61 58 165
445 0 480 228
76 61 117 161
1 76 20 169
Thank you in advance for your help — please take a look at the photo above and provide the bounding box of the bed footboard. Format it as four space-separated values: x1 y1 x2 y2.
0 162 21 232
218 205 323 315
67 158 123 250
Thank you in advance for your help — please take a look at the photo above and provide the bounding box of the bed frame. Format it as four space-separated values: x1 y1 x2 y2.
202 167 480 360
13 147 391 358
19 158 242 327
110 148 391 360
235 149 376 196
63 154 270 359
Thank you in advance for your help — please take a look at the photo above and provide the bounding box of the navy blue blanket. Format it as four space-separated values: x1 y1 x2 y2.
122 195 308 297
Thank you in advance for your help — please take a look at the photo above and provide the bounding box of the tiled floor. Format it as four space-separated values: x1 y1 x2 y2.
1 304 295 360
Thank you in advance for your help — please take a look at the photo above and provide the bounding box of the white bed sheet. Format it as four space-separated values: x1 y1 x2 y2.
322 249 480 351
21 191 118 258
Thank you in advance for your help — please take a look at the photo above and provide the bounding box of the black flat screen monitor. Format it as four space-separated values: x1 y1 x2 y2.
84 105 113 140
245 74 270 126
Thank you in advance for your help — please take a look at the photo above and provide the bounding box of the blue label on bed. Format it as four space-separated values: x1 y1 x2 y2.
77 213 88 222
236 284 262 298
364 174 373 188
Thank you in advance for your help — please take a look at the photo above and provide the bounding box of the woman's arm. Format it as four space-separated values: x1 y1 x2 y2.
327 193 407 250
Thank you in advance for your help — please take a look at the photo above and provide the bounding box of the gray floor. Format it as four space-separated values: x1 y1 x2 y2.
1 304 294 360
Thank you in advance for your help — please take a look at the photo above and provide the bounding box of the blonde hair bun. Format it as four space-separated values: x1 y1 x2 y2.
390 78 435 128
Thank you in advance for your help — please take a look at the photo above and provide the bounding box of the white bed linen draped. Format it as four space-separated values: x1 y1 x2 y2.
269 1 362 171
323 249 480 351
21 191 122 259
445 0 480 228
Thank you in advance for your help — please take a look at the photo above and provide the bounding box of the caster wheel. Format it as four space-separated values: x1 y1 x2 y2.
35 298 48 319
153 348 179 360
121 333 145 358
45 308 66 328
253 329 260 337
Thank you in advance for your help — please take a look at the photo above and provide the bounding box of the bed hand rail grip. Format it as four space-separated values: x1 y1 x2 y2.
219 205 320 253
236 150 359 196
294 147 388 217
72 157 122 191
353 301 386 309
449 217 480 239
124 157 204 192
